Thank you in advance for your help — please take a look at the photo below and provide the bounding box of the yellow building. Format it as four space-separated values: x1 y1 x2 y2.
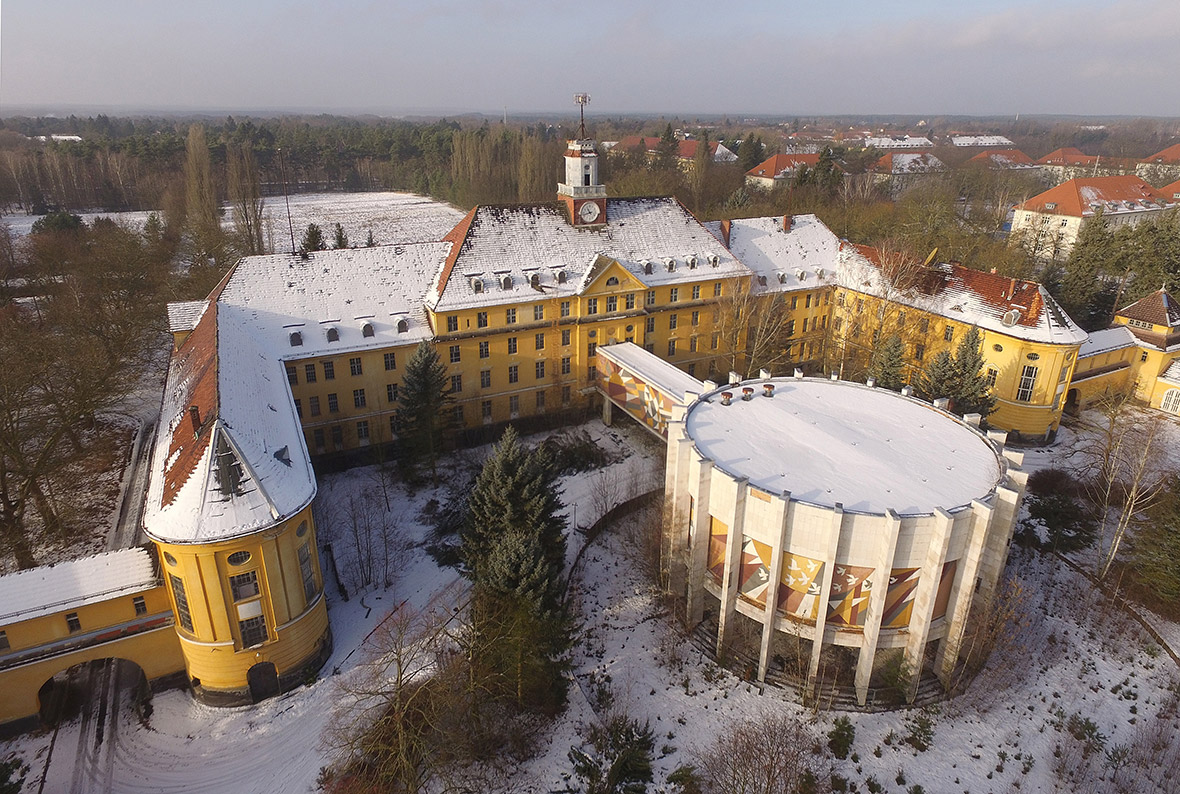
0 548 185 731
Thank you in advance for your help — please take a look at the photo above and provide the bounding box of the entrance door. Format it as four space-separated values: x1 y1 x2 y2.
247 662 279 703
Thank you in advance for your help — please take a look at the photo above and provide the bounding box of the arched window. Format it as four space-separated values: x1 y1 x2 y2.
326 327 340 343
501 275 513 290
289 331 303 347
361 322 375 338
606 276 619 286
1162 388 1180 414
396 318 409 334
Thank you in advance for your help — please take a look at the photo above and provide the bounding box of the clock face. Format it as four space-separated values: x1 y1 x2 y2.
578 201 601 223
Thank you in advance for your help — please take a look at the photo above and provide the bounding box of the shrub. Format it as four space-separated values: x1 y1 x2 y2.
828 716 855 759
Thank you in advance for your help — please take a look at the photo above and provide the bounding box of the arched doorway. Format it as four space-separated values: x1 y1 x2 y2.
38 659 149 727
1163 388 1180 415
247 661 279 703
1064 388 1080 416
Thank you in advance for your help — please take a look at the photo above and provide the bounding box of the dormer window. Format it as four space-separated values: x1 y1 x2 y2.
326 327 340 343
686 256 698 269
757 275 767 287
530 273 541 289
361 322 375 338
643 261 654 275
556 269 568 284
664 258 675 272
708 254 720 267
1045 202 1057 210
289 331 303 347
471 278 484 293
396 318 409 334
501 275 513 290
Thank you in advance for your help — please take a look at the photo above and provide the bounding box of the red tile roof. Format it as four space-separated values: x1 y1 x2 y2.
1036 147 1093 166
1142 143 1180 164
1117 288 1180 329
967 149 1035 167
433 206 478 298
161 302 218 508
614 136 723 160
746 153 821 178
1016 175 1170 217
1159 178 1180 200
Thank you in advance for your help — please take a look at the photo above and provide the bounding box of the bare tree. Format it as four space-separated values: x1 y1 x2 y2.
688 711 833 794
714 277 796 379
227 142 265 255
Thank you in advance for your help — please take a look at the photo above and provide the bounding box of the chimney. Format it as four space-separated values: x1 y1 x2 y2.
742 386 755 401
989 268 998 274
1009 277 1017 300
759 368 771 380
189 405 202 437
933 397 951 410
763 383 775 397
783 214 794 232
719 219 732 248
793 368 804 380
901 385 914 397
728 371 742 385
720 391 733 406
830 372 839 381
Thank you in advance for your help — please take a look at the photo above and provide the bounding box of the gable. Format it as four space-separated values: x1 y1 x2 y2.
581 255 647 295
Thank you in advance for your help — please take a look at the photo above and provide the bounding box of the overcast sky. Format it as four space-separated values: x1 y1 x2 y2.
2 0 1178 118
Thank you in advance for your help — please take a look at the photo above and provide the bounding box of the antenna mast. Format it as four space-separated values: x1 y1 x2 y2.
574 93 590 140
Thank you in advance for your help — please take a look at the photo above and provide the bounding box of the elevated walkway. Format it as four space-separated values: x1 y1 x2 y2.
595 342 704 438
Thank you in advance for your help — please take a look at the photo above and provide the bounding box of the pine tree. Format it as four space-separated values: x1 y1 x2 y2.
917 349 958 403
1132 477 1180 602
690 131 711 214
332 222 349 249
1060 214 1115 329
395 340 450 480
301 223 326 252
654 123 678 172
951 326 996 418
867 334 906 391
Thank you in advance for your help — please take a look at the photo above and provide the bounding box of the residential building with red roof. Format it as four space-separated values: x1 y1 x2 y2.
1010 175 1176 261
1159 178 1180 201
1035 147 1136 186
1137 143 1180 186
966 149 1040 172
744 153 821 190
611 136 737 167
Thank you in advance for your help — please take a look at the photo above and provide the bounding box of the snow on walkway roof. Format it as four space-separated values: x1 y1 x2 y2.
0 547 158 627
1078 326 1137 358
598 342 704 401
684 378 1004 516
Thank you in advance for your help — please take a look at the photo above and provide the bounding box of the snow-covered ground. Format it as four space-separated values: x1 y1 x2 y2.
0 191 465 246
5 412 1180 793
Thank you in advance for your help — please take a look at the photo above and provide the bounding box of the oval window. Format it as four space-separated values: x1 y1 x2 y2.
164 552 178 566
992 344 1003 352
296 521 308 538
1026 352 1040 361
227 550 251 566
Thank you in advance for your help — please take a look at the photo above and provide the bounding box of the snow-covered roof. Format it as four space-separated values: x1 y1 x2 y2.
876 152 946 175
429 198 745 312
167 300 208 334
0 547 158 627
865 135 932 150
706 214 842 295
1078 326 1136 358
1017 176 1174 218
598 341 704 402
683 378 1004 516
952 135 1014 147
967 149 1039 170
1161 359 1180 385
837 245 1089 346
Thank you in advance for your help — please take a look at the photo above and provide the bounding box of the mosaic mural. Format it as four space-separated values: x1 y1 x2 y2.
778 552 824 622
827 564 875 628
598 354 679 437
933 559 958 620
707 517 728 583
737 536 774 604
882 567 920 629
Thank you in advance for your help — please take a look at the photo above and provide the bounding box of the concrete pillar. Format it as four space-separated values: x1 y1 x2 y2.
664 437 695 598
685 458 714 625
716 478 749 658
602 394 613 425
901 507 954 702
807 504 844 696
757 491 792 682
936 499 992 686
854 509 901 705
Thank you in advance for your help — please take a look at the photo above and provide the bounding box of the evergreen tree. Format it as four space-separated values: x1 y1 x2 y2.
365 229 376 247
867 334 906 391
301 223 326 252
690 131 711 214
1132 477 1180 603
951 326 996 418
653 123 678 172
1059 214 1116 329
917 349 958 403
395 340 450 480
332 222 349 249
737 133 764 172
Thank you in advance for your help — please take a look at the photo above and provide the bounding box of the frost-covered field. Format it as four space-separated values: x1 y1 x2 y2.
0 191 465 245
6 413 1180 793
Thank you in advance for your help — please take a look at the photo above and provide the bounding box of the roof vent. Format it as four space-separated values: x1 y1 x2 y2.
361 322 375 338
720 391 733 406
762 383 775 397
708 254 720 267
794 368 804 380
1001 309 1021 327
741 386 755 401
471 277 484 293
274 446 291 466
326 327 340 343
289 331 303 347
396 318 409 333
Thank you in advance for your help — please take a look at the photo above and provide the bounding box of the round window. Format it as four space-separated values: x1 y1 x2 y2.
1027 352 1040 361
296 522 308 538
164 552 178 566
227 550 251 566
993 344 1003 352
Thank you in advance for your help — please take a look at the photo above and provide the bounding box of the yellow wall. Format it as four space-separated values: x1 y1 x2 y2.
154 505 330 698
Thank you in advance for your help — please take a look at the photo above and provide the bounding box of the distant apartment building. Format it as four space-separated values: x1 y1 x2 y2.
864 135 933 150
1035 147 1136 186
951 135 1015 147
744 153 821 190
1136 143 1180 187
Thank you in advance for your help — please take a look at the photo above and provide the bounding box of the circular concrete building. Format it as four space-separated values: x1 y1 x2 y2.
663 376 1027 705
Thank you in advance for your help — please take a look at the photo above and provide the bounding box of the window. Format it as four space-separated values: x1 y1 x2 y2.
447 315 459 332
587 298 599 315
534 305 544 321
791 295 799 310
508 337 517 354
898 311 906 327
327 327 340 343
1017 365 1038 402
452 405 464 424
561 329 571 346
478 341 490 359
852 322 861 337
943 326 954 342
535 333 545 351
353 388 366 408
389 415 398 436
331 425 343 448
561 357 571 375
587 342 597 358
562 385 572 405
690 336 698 352
509 394 520 415
646 317 655 333
691 311 699 326
482 400 493 420
508 365 519 384
625 293 635 310
450 374 462 393
305 364 317 383
667 340 677 356
836 293 845 307
480 369 492 388
286 366 297 385
328 393 339 413
561 301 571 317
669 288 679 303
984 368 998 390
384 352 396 371
294 399 303 418
914 344 925 361
646 290 656 306
506 308 517 324
449 345 461 363
711 332 719 350
786 320 796 336
356 420 370 441
66 612 81 633
239 616 268 648
669 314 678 330
170 574 193 632
870 327 877 342
313 429 325 452
804 318 811 333
588 365 597 380
536 391 546 410
298 543 318 604
833 317 842 331
536 361 546 379
1141 351 1149 363
714 283 722 297
856 299 865 314
228 550 251 565
919 317 929 333
644 343 655 353
806 293 813 309
323 361 335 380
230 571 260 601
0 630 8 652
607 296 617 313
692 285 701 300
386 384 398 403
477 311 488 328
131 595 147 615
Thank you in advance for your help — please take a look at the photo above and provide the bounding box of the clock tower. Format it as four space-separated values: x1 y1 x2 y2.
558 93 607 228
